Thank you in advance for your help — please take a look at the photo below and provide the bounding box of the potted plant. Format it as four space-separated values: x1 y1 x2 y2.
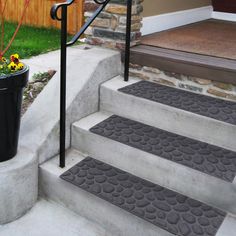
0 0 30 162
0 55 28 162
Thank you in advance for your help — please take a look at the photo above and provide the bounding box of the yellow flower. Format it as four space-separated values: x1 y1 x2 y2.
17 62 24 70
8 62 17 71
10 54 20 64
1 57 6 63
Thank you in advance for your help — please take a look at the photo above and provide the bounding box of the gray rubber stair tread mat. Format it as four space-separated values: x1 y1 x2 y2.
118 81 236 126
90 115 236 182
61 157 226 236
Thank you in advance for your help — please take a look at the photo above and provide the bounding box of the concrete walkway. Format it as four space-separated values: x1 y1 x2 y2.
0 199 109 236
22 50 60 81
22 45 89 80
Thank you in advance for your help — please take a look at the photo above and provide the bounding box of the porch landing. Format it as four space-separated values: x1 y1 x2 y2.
130 19 236 85
141 19 236 60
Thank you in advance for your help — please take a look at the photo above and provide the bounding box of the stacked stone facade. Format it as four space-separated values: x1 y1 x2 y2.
129 64 236 102
84 0 143 49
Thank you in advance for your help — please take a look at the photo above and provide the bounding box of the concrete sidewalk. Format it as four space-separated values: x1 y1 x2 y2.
22 50 60 81
0 199 109 236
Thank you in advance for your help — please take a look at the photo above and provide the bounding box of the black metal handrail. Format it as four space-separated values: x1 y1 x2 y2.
51 0 132 167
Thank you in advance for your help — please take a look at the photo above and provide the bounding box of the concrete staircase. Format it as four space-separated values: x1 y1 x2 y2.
40 76 236 236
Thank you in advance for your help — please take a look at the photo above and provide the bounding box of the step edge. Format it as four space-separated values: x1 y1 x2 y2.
131 45 236 72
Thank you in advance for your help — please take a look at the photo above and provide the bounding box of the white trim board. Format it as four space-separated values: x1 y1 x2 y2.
212 11 236 22
141 6 213 35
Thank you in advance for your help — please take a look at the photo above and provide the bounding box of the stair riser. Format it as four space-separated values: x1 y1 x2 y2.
72 125 236 215
39 167 173 236
130 45 236 85
100 83 236 152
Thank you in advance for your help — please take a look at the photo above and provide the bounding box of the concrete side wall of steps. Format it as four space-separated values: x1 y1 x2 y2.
20 47 121 165
0 148 38 225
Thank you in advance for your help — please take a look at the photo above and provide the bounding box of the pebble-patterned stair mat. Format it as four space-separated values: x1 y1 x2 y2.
61 157 226 236
118 81 236 126
90 115 236 182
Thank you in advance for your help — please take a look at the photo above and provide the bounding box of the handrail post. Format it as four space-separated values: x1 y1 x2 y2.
124 0 132 82
51 0 124 168
60 5 67 168
50 0 110 168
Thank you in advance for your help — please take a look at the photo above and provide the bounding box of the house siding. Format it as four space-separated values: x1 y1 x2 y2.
143 0 212 17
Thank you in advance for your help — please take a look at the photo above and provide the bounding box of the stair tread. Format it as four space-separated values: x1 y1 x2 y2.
90 115 236 182
118 81 236 126
61 157 226 236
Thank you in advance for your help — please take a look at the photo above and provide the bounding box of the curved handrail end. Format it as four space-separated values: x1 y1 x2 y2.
50 0 75 21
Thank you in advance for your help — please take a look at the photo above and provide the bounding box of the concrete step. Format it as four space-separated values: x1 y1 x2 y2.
72 112 236 215
100 76 236 152
61 157 226 236
90 115 236 183
39 149 236 236
39 149 172 236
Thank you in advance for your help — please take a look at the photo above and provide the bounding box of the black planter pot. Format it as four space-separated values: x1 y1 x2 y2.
0 66 29 162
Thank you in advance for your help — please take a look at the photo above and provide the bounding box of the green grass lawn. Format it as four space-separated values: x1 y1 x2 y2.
2 22 72 59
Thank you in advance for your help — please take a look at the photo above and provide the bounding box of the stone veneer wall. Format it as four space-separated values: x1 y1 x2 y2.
84 0 143 49
130 64 236 102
